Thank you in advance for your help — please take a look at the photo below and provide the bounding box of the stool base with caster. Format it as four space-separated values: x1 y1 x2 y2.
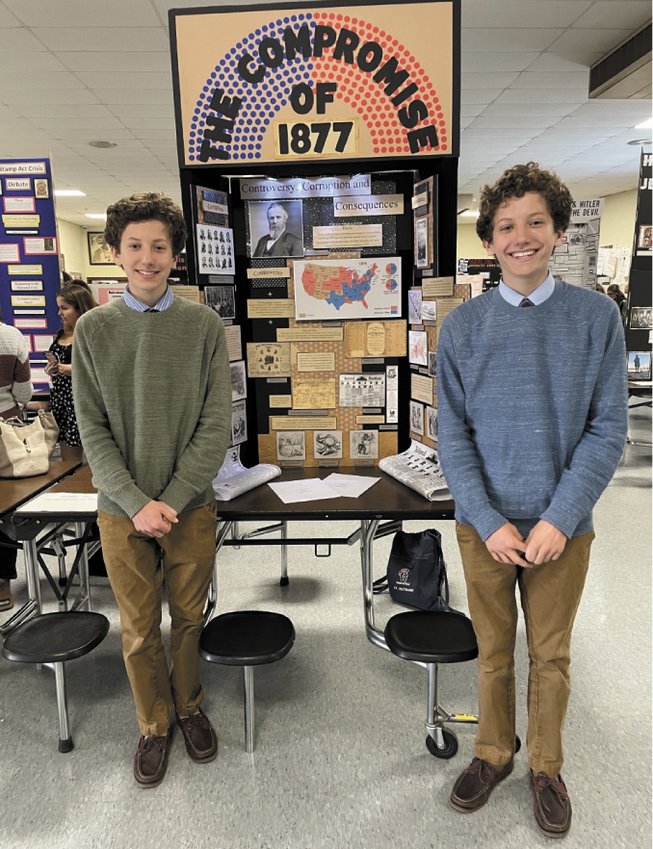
2 611 110 752
384 609 521 759
200 610 295 753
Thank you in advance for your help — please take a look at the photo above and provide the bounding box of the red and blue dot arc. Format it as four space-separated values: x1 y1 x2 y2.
187 11 447 163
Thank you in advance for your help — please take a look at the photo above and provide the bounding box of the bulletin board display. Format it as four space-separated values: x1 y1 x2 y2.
170 0 458 168
0 158 61 387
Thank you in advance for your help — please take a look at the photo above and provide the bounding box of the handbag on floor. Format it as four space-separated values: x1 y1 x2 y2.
0 410 59 478
373 528 451 611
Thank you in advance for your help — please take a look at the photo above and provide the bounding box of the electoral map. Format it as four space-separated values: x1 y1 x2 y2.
293 257 402 321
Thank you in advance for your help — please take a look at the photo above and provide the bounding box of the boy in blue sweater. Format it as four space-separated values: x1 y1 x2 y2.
436 163 627 838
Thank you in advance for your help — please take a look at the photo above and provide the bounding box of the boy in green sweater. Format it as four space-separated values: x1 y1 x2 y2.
73 193 231 787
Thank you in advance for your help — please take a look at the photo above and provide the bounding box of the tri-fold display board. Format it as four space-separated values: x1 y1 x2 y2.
169 0 461 469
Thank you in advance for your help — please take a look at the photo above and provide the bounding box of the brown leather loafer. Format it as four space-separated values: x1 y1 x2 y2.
133 727 173 788
449 757 514 812
530 770 572 838
176 708 218 763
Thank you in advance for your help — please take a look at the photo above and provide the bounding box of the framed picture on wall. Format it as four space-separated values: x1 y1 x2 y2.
87 231 114 265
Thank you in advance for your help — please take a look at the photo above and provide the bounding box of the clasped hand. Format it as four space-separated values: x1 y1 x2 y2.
485 519 567 567
132 500 178 538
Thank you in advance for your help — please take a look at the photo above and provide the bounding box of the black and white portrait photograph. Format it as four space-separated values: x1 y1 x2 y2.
204 284 236 320
248 200 304 258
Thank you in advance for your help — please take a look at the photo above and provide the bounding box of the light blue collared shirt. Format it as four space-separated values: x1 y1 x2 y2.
498 273 555 307
123 285 174 313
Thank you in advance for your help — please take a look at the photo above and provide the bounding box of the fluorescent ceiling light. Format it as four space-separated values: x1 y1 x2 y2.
635 117 653 129
460 209 480 218
54 189 86 197
85 213 107 220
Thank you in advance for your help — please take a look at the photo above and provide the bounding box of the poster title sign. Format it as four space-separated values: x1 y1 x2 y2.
171 2 456 166
239 174 370 199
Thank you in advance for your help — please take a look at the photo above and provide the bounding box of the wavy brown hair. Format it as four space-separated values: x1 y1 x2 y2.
476 162 573 244
103 192 187 256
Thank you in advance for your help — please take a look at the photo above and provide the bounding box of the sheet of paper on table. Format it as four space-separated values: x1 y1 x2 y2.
323 473 380 498
268 478 340 504
15 492 98 514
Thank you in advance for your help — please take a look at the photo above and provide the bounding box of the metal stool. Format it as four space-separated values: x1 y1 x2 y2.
384 609 479 758
200 611 295 753
2 611 110 752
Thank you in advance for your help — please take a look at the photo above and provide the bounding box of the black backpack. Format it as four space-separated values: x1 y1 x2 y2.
373 528 451 611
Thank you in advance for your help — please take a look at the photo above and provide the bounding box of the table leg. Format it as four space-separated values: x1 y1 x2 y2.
360 518 388 651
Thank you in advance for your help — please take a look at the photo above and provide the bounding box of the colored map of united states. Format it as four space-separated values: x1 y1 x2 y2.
301 262 379 311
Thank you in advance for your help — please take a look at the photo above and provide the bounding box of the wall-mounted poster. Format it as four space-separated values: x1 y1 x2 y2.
170 2 457 168
294 257 401 321
248 200 304 258
87 232 114 265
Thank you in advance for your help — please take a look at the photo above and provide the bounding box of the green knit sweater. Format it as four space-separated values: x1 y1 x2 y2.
73 297 231 518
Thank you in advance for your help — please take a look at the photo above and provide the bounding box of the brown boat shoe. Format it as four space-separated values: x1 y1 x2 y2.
133 726 174 788
530 770 572 838
449 757 514 813
176 707 218 763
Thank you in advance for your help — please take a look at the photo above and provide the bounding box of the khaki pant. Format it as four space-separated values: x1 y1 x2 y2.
98 503 217 736
456 522 594 777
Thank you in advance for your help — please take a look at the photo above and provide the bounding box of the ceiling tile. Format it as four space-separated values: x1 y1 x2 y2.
4 0 161 27
462 72 520 90
31 27 169 52
57 51 172 73
462 1 593 28
463 28 564 52
550 28 636 55
510 71 589 90
572 1 652 30
75 72 172 90
461 52 539 73
94 90 174 106
0 27 46 51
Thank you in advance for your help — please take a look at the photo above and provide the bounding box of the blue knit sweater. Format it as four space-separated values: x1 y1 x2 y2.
436 280 628 541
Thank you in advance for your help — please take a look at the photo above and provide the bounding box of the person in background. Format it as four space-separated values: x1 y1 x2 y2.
73 192 230 789
606 283 628 325
437 162 627 838
0 314 33 611
46 283 97 461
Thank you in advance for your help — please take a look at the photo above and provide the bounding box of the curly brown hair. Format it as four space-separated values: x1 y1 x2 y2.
103 192 187 256
475 162 573 244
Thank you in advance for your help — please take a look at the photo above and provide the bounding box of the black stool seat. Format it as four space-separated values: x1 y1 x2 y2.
2 611 110 664
200 611 295 666
384 610 478 664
